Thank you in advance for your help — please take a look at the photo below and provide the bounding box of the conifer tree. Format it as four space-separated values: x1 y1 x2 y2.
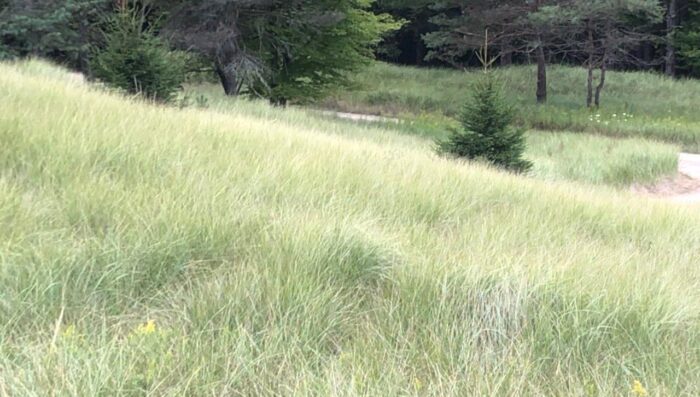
92 4 185 102
439 38 531 173
439 73 531 173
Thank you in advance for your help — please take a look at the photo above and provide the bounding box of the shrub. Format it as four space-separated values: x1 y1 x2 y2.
92 7 185 102
439 74 532 173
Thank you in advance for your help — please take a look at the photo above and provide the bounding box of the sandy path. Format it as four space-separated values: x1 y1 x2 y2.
671 153 700 204
635 153 700 202
320 111 400 124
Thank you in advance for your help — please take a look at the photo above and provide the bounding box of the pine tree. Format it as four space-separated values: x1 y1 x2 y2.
92 5 185 102
438 73 532 173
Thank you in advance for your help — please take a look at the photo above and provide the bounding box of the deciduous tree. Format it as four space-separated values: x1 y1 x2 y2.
159 0 399 104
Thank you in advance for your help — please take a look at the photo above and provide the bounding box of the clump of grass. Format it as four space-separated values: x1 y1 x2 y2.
1 60 699 395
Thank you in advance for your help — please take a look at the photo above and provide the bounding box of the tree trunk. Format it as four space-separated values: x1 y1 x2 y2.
587 64 594 108
642 42 654 69
270 97 288 107
594 63 606 108
415 28 426 66
500 46 513 66
666 0 678 77
586 22 595 108
77 15 89 74
215 65 239 96
532 0 547 104
536 45 547 104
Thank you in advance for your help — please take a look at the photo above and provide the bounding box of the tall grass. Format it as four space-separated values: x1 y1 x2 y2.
526 130 678 186
320 62 700 152
188 82 679 187
1 60 699 396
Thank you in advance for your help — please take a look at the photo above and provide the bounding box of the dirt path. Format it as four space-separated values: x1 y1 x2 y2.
319 110 400 124
671 153 700 203
632 153 700 204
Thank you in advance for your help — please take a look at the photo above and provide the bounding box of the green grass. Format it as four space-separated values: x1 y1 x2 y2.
2 60 699 396
320 62 700 152
526 130 678 186
188 83 679 187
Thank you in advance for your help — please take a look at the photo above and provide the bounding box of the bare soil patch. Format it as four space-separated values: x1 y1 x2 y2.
632 173 700 197
632 153 700 203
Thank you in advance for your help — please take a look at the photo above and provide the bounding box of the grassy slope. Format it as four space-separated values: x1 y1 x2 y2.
321 62 700 152
1 61 700 396
190 82 678 187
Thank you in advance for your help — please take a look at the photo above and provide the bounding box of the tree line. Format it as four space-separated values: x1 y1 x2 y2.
1 0 700 106
378 1 700 77
0 0 399 104
378 0 700 106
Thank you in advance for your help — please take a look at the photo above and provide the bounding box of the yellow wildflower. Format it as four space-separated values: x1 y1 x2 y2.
413 378 423 390
61 324 76 338
632 380 647 396
135 320 157 335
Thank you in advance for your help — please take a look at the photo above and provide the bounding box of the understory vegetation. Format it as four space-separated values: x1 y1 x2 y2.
321 62 700 152
1 60 699 396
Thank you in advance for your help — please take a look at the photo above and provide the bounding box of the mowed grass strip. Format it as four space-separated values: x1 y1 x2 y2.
1 60 699 396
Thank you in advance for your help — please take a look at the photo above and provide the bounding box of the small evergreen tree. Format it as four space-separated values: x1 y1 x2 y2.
92 5 185 102
438 73 532 173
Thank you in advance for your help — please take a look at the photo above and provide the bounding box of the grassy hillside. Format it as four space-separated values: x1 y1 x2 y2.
2 61 700 396
321 62 700 152
190 82 678 187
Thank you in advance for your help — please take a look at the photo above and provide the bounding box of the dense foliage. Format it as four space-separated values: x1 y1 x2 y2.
158 0 400 104
373 0 437 65
1 0 398 103
2 0 700 103
677 0 700 76
0 0 109 70
376 1 699 78
257 0 400 105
